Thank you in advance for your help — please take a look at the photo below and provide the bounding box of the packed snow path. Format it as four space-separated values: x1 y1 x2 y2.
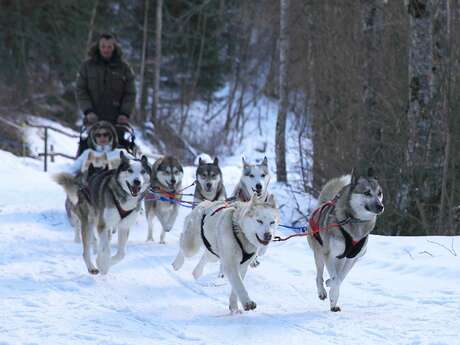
0 150 459 345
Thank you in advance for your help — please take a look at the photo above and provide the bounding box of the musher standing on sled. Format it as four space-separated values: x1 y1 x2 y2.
75 32 136 156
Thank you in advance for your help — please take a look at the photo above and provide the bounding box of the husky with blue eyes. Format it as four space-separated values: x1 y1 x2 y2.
172 193 280 313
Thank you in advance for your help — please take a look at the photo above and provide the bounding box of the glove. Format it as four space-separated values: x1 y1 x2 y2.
85 112 98 125
117 114 129 124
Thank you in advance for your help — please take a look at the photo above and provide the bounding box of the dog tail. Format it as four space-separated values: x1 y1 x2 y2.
318 175 351 204
52 172 79 205
180 207 206 258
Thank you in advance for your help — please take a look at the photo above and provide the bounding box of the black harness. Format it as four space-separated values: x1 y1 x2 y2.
336 227 368 259
200 211 255 265
313 209 369 259
112 192 136 219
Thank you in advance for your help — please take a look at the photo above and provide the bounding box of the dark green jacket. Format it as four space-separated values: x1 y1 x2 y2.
76 43 136 123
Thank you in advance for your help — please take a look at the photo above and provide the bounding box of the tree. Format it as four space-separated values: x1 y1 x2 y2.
276 0 289 183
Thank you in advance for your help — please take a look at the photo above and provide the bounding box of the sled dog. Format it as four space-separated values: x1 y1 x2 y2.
144 156 184 243
54 152 151 274
172 194 280 312
307 168 384 311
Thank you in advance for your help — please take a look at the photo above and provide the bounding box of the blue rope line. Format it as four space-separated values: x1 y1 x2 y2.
278 224 309 233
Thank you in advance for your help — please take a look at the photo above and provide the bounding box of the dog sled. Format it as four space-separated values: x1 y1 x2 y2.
77 122 140 158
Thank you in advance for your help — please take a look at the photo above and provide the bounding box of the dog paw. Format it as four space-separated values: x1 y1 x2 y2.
243 301 257 311
330 306 341 312
318 291 327 300
146 237 155 242
88 268 99 275
230 308 243 315
250 258 260 268
159 240 166 244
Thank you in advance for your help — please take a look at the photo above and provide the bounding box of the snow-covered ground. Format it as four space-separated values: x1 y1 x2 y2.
1 127 460 344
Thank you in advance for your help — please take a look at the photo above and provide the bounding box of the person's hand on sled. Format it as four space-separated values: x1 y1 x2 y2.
117 114 129 124
85 112 98 125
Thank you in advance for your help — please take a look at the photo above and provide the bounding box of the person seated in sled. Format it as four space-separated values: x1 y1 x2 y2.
75 32 136 156
69 121 128 176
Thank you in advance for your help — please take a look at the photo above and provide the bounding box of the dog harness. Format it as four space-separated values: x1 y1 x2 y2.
336 227 368 259
111 192 136 219
308 192 368 259
200 205 255 265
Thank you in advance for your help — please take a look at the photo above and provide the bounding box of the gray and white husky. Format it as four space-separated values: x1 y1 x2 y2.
193 157 227 205
144 156 184 243
307 168 384 312
231 156 271 267
54 152 151 275
172 193 280 312
231 156 270 201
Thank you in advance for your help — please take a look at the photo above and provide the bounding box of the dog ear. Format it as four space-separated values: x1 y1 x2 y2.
350 168 359 186
141 155 152 175
213 157 219 166
242 156 247 166
262 156 268 166
118 150 130 170
151 157 163 177
199 157 204 166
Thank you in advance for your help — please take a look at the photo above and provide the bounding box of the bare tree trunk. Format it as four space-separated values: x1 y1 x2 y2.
360 0 384 167
138 0 150 123
432 0 450 231
405 0 434 232
276 0 289 183
151 0 163 124
86 0 99 51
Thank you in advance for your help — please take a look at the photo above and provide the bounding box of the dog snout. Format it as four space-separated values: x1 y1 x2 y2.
255 183 262 191
133 179 141 186
171 179 176 185
263 233 272 242
206 182 212 190
375 203 384 213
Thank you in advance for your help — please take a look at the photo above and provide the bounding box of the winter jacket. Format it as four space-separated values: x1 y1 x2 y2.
76 43 136 123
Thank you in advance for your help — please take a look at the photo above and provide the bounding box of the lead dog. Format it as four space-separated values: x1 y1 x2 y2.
172 194 280 312
54 152 151 274
307 168 384 311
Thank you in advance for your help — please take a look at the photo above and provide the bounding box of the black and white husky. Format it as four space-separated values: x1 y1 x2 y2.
193 157 227 205
144 156 184 243
307 169 384 311
172 194 280 312
54 152 151 275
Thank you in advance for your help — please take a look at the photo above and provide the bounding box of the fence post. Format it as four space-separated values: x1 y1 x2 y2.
50 145 55 162
44 127 48 172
